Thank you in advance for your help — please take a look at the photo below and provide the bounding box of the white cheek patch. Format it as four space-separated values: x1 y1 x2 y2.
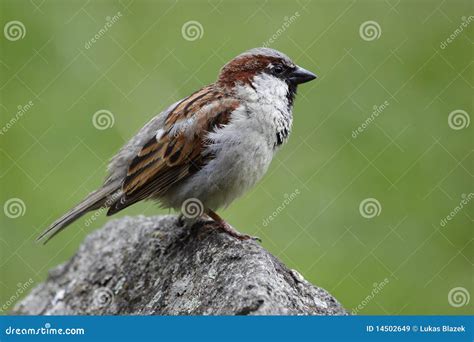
252 73 288 99
234 73 289 107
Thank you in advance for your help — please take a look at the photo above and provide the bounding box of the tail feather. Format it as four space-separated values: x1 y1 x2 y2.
36 183 119 244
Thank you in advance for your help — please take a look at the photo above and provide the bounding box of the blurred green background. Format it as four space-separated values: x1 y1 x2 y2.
0 0 472 315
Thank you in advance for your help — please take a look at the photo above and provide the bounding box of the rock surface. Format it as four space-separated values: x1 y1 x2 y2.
14 215 347 315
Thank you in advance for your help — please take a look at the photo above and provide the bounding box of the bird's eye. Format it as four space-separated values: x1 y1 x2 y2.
272 65 284 74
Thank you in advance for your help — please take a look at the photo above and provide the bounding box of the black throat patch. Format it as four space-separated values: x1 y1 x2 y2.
286 83 297 110
275 127 289 147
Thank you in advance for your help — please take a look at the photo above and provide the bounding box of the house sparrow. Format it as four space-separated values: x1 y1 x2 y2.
37 47 316 244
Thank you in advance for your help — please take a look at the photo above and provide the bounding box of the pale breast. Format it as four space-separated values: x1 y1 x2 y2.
164 101 292 211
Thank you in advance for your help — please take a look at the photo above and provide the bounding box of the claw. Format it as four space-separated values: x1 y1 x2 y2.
199 209 261 243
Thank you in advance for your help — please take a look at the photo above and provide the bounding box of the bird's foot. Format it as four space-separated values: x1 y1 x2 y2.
203 220 261 242
203 209 261 242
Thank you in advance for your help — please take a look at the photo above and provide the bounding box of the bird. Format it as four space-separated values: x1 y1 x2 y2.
37 47 317 244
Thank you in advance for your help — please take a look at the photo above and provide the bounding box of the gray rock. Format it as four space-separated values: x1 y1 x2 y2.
13 215 347 315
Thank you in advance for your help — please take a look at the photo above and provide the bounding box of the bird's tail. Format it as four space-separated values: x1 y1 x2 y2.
36 183 120 244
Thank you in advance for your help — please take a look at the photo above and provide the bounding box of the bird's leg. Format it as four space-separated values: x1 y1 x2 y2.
205 209 261 242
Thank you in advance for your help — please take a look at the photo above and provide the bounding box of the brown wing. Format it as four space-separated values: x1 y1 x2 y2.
107 86 238 215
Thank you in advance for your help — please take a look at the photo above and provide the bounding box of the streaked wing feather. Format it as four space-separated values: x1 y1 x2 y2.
107 86 238 215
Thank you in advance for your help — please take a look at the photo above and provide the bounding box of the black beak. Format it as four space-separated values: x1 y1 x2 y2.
288 66 317 85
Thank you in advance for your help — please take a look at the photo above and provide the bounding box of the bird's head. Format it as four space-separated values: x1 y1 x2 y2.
217 47 317 105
